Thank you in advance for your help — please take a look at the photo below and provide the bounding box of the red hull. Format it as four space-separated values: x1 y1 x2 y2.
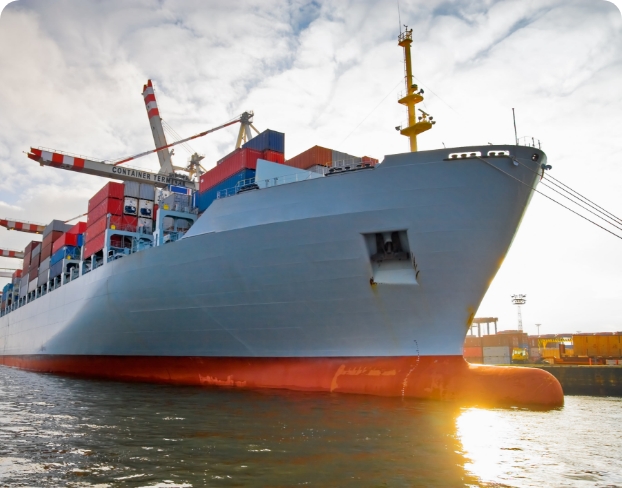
0 355 563 407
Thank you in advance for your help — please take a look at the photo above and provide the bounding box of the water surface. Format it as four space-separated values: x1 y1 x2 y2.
0 366 620 487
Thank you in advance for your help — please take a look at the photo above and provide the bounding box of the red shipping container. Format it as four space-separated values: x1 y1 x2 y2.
52 233 79 254
87 198 123 224
285 146 332 170
88 182 124 213
68 222 87 235
42 230 63 249
40 243 52 261
153 204 158 224
83 232 123 259
83 232 105 259
262 150 285 164
362 156 379 165
200 148 263 193
85 215 122 243
12 270 22 280
121 215 138 232
24 241 40 256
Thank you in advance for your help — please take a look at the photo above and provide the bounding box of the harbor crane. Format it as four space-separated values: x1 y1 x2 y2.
0 249 24 259
0 218 45 234
27 79 258 190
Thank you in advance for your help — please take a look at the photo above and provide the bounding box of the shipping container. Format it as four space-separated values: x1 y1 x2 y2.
331 149 360 164
124 181 140 198
200 148 262 193
49 260 63 279
28 277 38 293
31 243 41 257
37 268 49 287
85 215 123 242
51 246 80 266
138 217 153 233
139 183 156 201
11 269 22 280
40 243 52 262
483 356 510 365
87 198 124 224
481 332 528 348
24 241 40 256
77 234 84 247
285 146 332 170
52 233 79 254
83 232 105 259
196 169 256 212
242 129 285 153
463 346 483 358
262 150 285 164
464 336 482 348
39 256 51 273
123 197 138 216
161 193 192 210
121 215 138 232
88 182 124 212
138 199 154 218
42 229 64 248
362 156 379 165
68 222 87 235
19 273 29 298
42 220 72 238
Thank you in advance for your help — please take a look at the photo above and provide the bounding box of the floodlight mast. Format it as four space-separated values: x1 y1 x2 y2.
511 294 527 332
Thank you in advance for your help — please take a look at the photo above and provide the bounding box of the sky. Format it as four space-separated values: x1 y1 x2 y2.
0 0 620 336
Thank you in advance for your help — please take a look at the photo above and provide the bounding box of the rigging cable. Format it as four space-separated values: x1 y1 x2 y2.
475 156 622 241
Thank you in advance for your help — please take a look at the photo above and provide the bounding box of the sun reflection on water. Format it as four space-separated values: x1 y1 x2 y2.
456 408 520 485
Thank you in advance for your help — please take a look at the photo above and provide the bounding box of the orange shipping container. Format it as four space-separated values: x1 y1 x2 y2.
463 346 483 358
285 146 332 170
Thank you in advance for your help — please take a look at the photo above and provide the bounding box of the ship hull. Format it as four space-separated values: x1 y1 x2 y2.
0 145 563 406
0 354 563 407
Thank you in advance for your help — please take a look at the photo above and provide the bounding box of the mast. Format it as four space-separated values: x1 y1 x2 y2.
397 27 434 152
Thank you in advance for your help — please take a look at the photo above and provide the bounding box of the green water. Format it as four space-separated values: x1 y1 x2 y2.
0 366 620 487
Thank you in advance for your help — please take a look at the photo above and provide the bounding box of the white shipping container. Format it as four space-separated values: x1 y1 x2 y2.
483 356 511 365
37 269 49 287
138 199 154 218
124 197 138 216
483 346 511 356
139 183 155 200
28 277 38 293
39 256 51 272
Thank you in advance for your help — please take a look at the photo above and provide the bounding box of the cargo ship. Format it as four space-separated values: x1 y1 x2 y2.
0 29 563 407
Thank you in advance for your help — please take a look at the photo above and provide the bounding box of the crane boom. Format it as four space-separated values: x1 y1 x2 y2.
0 249 24 259
142 80 174 174
0 219 45 234
112 118 242 166
0 268 19 278
27 149 198 190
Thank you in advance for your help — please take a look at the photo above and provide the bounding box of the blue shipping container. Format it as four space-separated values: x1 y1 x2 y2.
50 246 80 267
77 234 84 247
49 260 63 279
195 169 256 212
242 129 284 153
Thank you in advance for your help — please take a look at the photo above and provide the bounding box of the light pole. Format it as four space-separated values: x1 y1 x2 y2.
511 294 527 332
536 323 541 336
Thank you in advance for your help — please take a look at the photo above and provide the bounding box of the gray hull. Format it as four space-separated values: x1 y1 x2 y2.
0 145 544 359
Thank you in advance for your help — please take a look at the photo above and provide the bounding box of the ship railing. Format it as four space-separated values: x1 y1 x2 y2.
517 136 542 149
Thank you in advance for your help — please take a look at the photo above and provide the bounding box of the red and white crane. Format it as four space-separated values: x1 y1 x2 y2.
0 218 45 234
27 79 258 189
0 249 24 259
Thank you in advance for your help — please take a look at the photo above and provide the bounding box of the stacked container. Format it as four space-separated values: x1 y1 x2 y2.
83 182 125 259
195 129 286 213
122 182 140 232
49 222 85 281
38 220 72 287
138 183 155 233
285 146 374 171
